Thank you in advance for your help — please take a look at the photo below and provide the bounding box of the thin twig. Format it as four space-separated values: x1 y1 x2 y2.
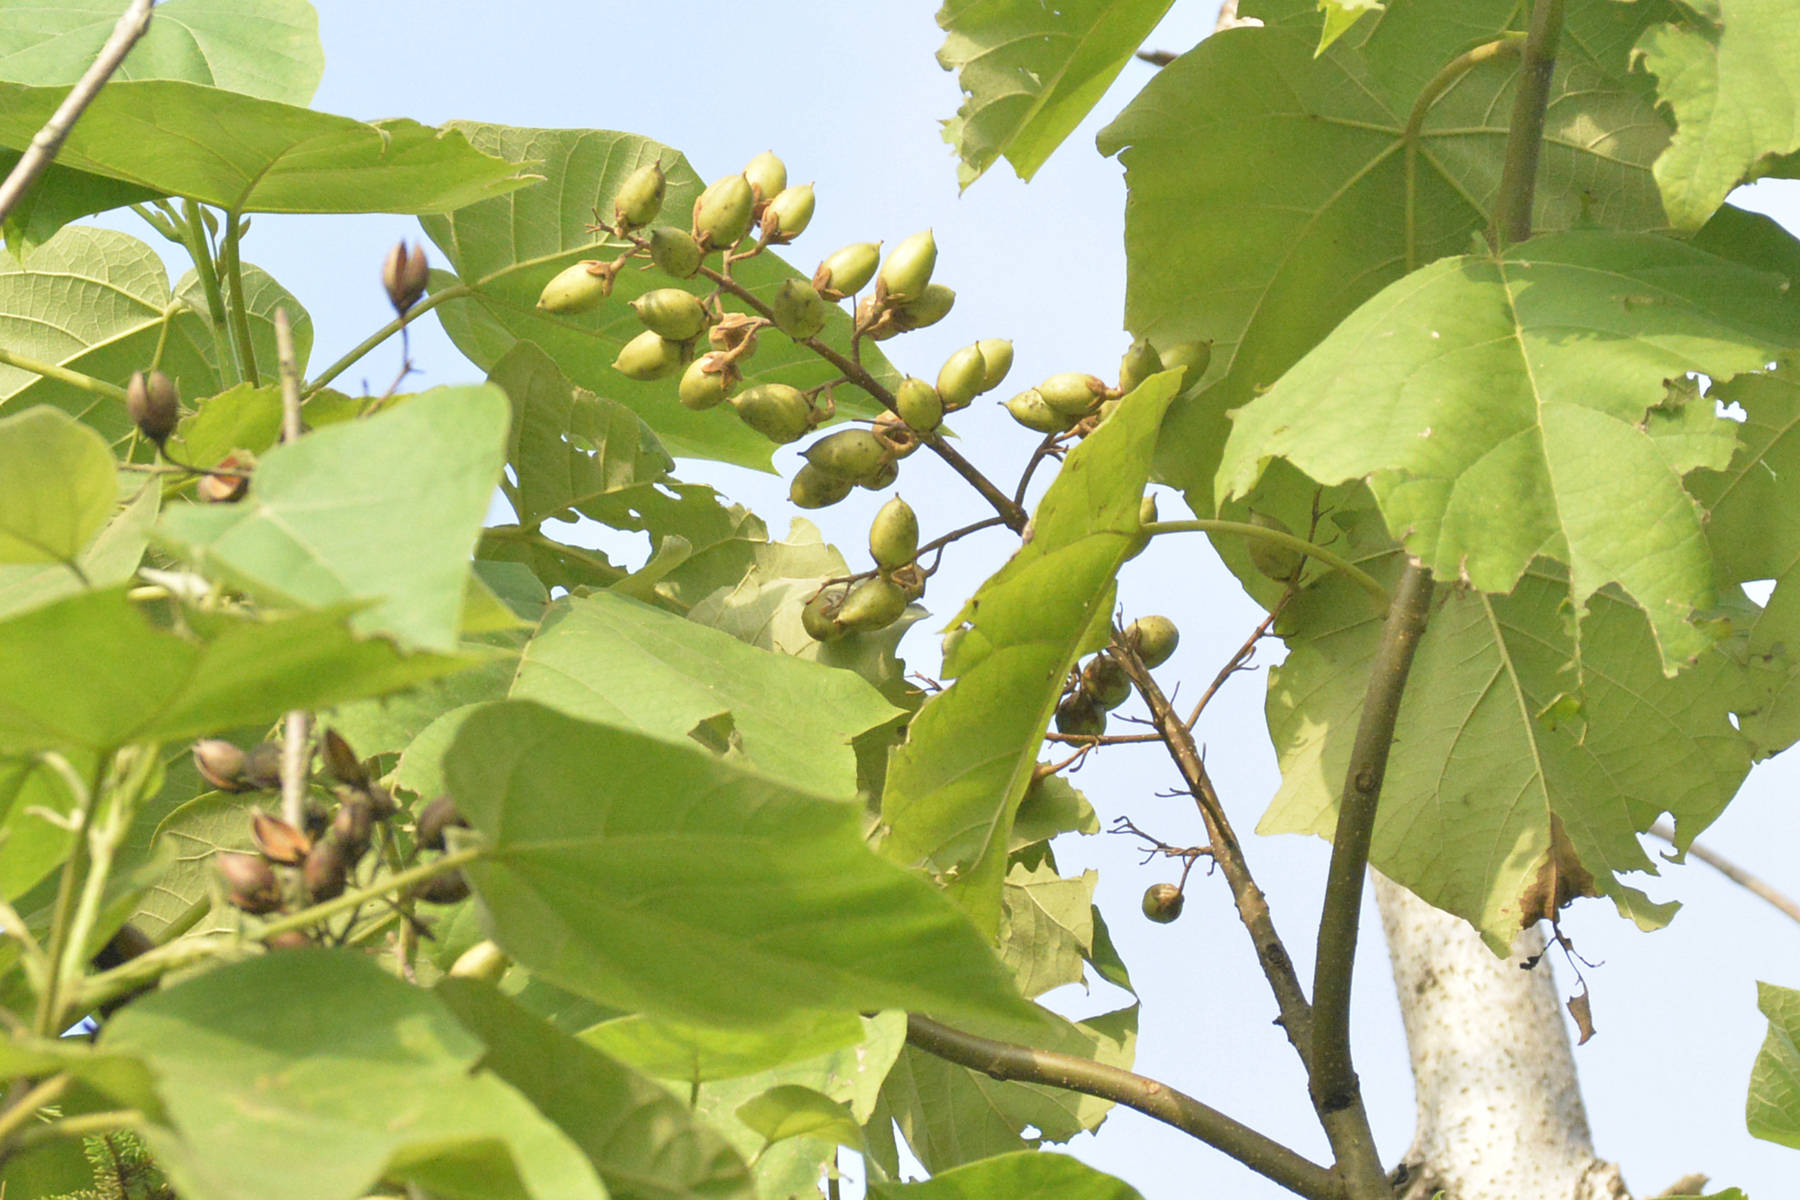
905 1015 1343 1200
0 0 154 224
274 308 310 829
1650 823 1800 928
1186 604 1284 730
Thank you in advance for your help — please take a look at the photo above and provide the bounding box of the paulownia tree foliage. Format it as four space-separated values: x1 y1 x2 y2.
1 1 1799 1199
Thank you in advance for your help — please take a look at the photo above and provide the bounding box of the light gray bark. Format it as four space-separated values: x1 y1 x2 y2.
1374 873 1632 1200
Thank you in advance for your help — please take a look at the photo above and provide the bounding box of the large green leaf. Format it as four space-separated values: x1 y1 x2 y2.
0 472 156 619
867 1151 1143 1200
0 226 312 440
880 374 1179 936
129 789 257 940
1219 231 1800 671
156 386 510 652
443 700 1032 1028
101 951 606 1200
0 0 323 104
582 1010 870 1085
1261 515 1754 947
0 587 467 754
0 405 116 563
436 979 755 1200
935 0 1175 187
512 590 900 797
421 123 890 470
1097 4 1677 499
0 749 99 901
1748 981 1800 1149
1635 0 1800 230
0 80 533 217
997 861 1095 999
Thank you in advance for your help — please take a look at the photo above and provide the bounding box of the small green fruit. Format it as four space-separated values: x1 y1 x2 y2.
1037 372 1107 419
538 261 612 314
860 456 899 490
678 353 734 410
743 150 787 205
648 225 703 278
761 183 815 241
805 428 893 483
895 377 944 432
1160 339 1213 392
1119 338 1163 395
128 370 180 445
888 283 954 331
1125 615 1179 668
1142 882 1184 924
630 288 709 341
1005 389 1072 434
790 462 855 509
1246 511 1305 582
693 173 755 248
869 495 919 568
936 344 987 412
612 329 685 381
877 230 936 302
731 383 812 444
613 162 667 229
802 589 846 642
1082 655 1132 710
814 241 881 298
835 576 909 634
975 338 1013 392
1054 691 1106 738
770 279 832 339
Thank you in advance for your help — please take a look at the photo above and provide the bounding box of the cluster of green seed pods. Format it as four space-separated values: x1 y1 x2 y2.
802 495 925 642
1054 615 1180 739
1003 336 1211 437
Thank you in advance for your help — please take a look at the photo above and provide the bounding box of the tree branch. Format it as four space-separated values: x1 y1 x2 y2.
1651 822 1800 928
1491 0 1565 246
0 0 154 225
275 307 310 830
905 1014 1343 1200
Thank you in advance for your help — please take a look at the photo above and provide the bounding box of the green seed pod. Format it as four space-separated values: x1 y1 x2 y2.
381 240 431 314
895 377 944 432
613 161 667 230
888 283 954 331
1037 372 1108 419
1119 338 1163 395
1124 615 1179 668
538 261 612 314
630 288 709 341
612 329 685 381
1160 339 1213 392
834 576 909 634
799 590 843 643
975 338 1013 393
805 428 893 483
693 173 755 248
1125 494 1158 561
936 344 987 412
869 495 919 568
1082 655 1132 710
127 370 180 445
1054 691 1106 738
860 456 899 490
1005 389 1072 434
450 940 510 982
731 383 812 444
877 230 936 302
813 241 881 299
790 462 855 509
770 279 832 339
251 809 311 866
1142 882 1184 924
743 150 788 205
416 795 468 852
761 183 815 241
648 225 704 278
1246 510 1305 582
678 353 735 410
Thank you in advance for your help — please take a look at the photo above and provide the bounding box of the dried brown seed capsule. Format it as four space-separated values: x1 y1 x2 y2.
265 929 313 951
251 809 312 865
1082 655 1132 710
648 225 704 278
416 795 468 852
302 836 348 902
197 456 249 503
241 741 283 791
382 241 430 314
362 784 397 821
612 161 667 230
193 739 248 792
813 241 880 299
708 311 761 354
320 727 367 789
887 561 927 602
1142 882 1184 923
218 852 283 914
332 795 374 862
1054 691 1106 738
1124 615 1179 668
127 370 180 445
872 411 919 458
414 870 472 904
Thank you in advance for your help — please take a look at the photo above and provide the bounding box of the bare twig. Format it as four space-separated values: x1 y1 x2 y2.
1186 603 1284 730
904 1014 1343 1200
275 308 309 829
0 0 154 225
1651 823 1800 928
